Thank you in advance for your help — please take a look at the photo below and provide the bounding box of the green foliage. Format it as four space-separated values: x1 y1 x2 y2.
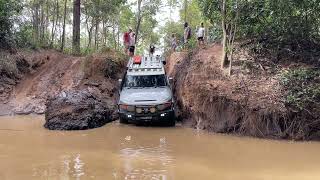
181 0 205 27
135 0 162 53
161 21 184 51
14 23 35 48
198 0 320 43
0 53 19 78
0 0 22 48
281 68 320 112
161 0 212 52
119 5 135 32
83 0 125 20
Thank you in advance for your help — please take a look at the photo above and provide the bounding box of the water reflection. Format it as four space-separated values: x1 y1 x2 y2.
119 136 174 180
31 154 85 180
60 155 71 180
73 154 85 179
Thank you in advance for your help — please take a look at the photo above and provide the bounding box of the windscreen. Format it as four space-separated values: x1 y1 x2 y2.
123 75 167 88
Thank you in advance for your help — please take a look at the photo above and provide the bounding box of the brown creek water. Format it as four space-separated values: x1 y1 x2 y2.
0 115 320 180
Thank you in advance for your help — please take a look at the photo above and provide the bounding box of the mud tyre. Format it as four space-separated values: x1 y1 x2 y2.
166 119 176 127
119 117 129 124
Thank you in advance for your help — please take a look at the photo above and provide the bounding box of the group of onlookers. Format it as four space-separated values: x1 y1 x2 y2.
171 22 206 52
123 22 206 56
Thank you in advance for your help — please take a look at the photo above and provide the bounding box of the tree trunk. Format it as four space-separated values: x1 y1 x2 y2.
33 0 40 46
44 0 49 46
228 0 239 76
117 18 120 50
72 0 81 54
135 0 143 44
50 0 59 47
85 16 94 51
94 19 100 50
112 22 117 50
221 0 228 68
103 21 109 47
40 3 45 45
184 0 187 22
102 21 106 47
61 0 67 51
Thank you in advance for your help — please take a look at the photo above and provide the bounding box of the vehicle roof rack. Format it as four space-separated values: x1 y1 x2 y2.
127 55 165 74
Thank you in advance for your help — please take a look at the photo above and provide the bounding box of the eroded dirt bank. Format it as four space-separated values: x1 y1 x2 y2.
168 44 319 140
0 49 126 129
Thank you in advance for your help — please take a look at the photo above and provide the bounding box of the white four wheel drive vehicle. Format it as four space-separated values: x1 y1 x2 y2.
118 55 175 126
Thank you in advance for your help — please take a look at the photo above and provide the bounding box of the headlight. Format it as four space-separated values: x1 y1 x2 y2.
157 102 172 111
150 107 157 113
136 108 143 114
119 104 135 112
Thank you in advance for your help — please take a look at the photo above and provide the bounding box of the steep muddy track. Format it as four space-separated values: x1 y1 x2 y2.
8 52 85 115
0 51 125 115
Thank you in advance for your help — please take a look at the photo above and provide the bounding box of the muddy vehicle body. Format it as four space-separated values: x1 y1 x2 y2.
118 55 175 126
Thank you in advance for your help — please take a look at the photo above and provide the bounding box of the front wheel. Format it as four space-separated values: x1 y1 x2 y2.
166 119 176 127
119 117 129 124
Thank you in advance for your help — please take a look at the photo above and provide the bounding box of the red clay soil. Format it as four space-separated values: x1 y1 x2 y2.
0 50 124 115
167 44 319 140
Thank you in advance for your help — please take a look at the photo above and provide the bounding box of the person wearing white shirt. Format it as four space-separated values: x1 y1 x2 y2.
197 23 206 48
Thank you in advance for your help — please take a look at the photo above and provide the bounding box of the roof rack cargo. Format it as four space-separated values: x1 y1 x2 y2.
126 55 166 75
127 55 164 69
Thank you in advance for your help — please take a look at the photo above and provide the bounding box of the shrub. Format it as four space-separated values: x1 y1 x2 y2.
281 68 320 114
0 53 19 78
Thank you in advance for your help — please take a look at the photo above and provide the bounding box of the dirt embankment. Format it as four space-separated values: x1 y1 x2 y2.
168 44 319 140
0 49 126 118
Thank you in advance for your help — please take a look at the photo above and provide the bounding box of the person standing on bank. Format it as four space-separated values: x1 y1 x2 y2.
197 22 206 48
184 22 192 49
171 33 177 52
129 31 136 57
149 44 155 56
123 29 132 54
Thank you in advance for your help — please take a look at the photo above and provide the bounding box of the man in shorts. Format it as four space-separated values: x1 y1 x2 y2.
123 29 132 54
184 22 192 49
129 32 136 57
197 23 206 48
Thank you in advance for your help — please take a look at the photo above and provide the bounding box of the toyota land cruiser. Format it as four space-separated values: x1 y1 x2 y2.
118 55 175 126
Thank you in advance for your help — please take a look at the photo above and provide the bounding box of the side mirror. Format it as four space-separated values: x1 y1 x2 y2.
162 60 167 65
168 77 173 84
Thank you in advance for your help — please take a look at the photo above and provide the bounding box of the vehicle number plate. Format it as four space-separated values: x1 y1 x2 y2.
140 117 152 120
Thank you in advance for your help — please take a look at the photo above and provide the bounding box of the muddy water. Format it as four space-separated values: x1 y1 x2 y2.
1 116 320 180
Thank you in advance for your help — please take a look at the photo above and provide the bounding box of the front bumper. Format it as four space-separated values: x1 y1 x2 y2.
119 109 175 123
